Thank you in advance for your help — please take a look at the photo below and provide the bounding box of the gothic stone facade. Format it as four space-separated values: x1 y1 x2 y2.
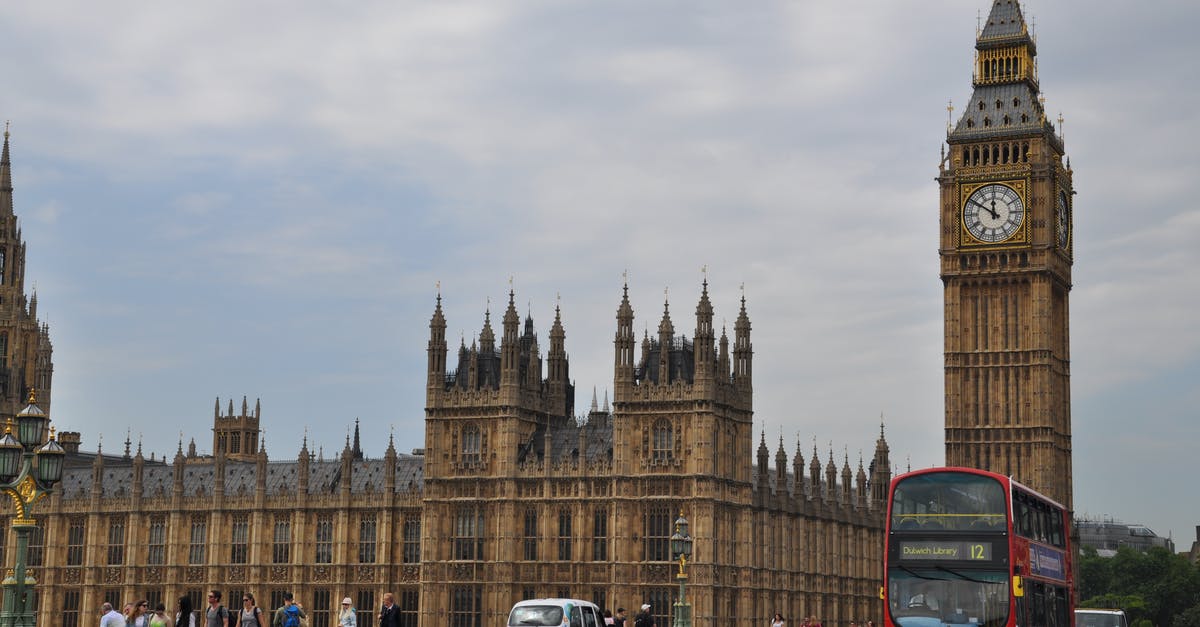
19 285 892 627
939 0 1075 509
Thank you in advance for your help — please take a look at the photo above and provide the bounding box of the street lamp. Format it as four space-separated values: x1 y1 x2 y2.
0 390 64 627
670 511 693 627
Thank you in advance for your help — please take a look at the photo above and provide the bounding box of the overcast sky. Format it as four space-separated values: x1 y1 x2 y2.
1 1 1196 544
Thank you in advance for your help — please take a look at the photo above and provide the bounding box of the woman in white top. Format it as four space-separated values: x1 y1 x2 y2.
771 613 786 627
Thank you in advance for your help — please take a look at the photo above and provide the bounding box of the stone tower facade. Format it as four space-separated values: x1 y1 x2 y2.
940 0 1074 508
419 282 891 627
0 129 53 422
212 396 262 462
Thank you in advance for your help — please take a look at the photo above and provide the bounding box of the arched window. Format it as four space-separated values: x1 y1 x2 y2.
652 419 673 461
462 423 481 464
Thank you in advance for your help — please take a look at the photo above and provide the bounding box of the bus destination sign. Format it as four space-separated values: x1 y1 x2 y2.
898 541 992 561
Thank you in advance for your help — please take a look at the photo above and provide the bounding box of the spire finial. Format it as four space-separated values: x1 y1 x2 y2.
701 264 708 286
946 99 954 133
3 121 8 139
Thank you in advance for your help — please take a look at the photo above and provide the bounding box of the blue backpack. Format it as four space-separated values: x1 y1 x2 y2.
283 605 302 627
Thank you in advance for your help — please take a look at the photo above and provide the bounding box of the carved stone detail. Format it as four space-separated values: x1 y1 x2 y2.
227 565 246 583
63 568 81 584
270 566 289 583
400 565 419 582
104 567 124 584
186 566 204 583
356 565 375 581
312 565 331 583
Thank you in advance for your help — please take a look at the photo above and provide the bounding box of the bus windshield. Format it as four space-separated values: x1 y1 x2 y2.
888 567 1009 627
891 472 1007 531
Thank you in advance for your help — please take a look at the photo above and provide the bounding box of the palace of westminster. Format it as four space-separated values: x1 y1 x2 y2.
0 1 1076 626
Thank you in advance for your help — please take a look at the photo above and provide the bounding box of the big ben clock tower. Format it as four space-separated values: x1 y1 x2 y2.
940 0 1074 509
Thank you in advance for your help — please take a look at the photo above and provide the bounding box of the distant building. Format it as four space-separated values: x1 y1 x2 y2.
1187 526 1199 565
1075 518 1175 555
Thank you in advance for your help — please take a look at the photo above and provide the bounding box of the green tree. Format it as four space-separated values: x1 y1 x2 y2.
1077 546 1200 627
1172 604 1200 627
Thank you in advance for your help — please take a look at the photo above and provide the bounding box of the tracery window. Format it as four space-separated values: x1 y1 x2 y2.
403 514 421 563
148 515 166 565
231 514 249 563
557 509 573 561
454 506 484 561
523 508 538 561
273 516 291 564
652 419 674 461
643 503 671 561
67 517 85 566
107 515 126 565
188 516 206 565
315 513 334 564
461 423 481 464
359 512 377 564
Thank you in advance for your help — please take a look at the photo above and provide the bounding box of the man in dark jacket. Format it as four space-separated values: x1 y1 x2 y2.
379 592 400 627
634 604 654 627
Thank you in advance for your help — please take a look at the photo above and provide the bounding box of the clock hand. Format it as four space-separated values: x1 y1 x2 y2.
969 198 1000 220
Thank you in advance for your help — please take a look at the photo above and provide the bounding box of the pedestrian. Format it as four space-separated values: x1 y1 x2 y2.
206 590 231 627
603 610 614 627
130 600 152 627
378 592 400 627
237 593 264 627
613 608 627 627
101 602 127 627
771 613 785 627
272 593 305 627
149 603 171 627
178 596 198 627
338 597 357 627
634 604 654 627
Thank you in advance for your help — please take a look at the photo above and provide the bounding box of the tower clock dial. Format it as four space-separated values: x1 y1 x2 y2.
1057 190 1070 249
963 183 1025 243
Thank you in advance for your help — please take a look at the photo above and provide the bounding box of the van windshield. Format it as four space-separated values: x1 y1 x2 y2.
511 606 565 626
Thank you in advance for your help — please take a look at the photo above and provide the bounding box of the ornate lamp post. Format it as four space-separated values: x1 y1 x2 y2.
670 511 693 627
0 391 65 627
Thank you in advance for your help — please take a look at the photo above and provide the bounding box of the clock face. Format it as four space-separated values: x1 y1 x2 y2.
963 183 1025 243
1056 191 1070 249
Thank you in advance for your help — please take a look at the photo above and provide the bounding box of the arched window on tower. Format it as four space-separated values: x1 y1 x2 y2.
462 423 481 464
652 419 673 462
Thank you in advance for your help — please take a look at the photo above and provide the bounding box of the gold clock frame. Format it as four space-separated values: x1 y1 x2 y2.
958 179 1030 248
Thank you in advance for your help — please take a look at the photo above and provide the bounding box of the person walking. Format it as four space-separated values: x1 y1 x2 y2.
338 597 357 627
237 593 264 627
771 613 785 627
130 600 152 627
272 593 305 627
613 608 627 627
378 593 399 627
101 602 127 627
206 590 232 627
633 604 654 627
149 603 172 627
177 597 198 627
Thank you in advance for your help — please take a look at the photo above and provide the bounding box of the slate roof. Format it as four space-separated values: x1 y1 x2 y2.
980 0 1027 42
951 83 1051 141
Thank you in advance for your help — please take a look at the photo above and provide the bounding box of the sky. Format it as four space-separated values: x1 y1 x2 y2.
1 1 1196 544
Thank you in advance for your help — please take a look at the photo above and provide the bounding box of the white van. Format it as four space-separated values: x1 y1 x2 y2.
509 599 605 627
1075 609 1129 627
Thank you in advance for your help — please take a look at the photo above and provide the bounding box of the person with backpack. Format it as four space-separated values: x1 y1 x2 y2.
273 593 305 627
206 590 233 627
633 604 654 627
237 593 265 627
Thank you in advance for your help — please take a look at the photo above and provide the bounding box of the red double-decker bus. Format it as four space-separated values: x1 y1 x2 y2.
883 467 1073 627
